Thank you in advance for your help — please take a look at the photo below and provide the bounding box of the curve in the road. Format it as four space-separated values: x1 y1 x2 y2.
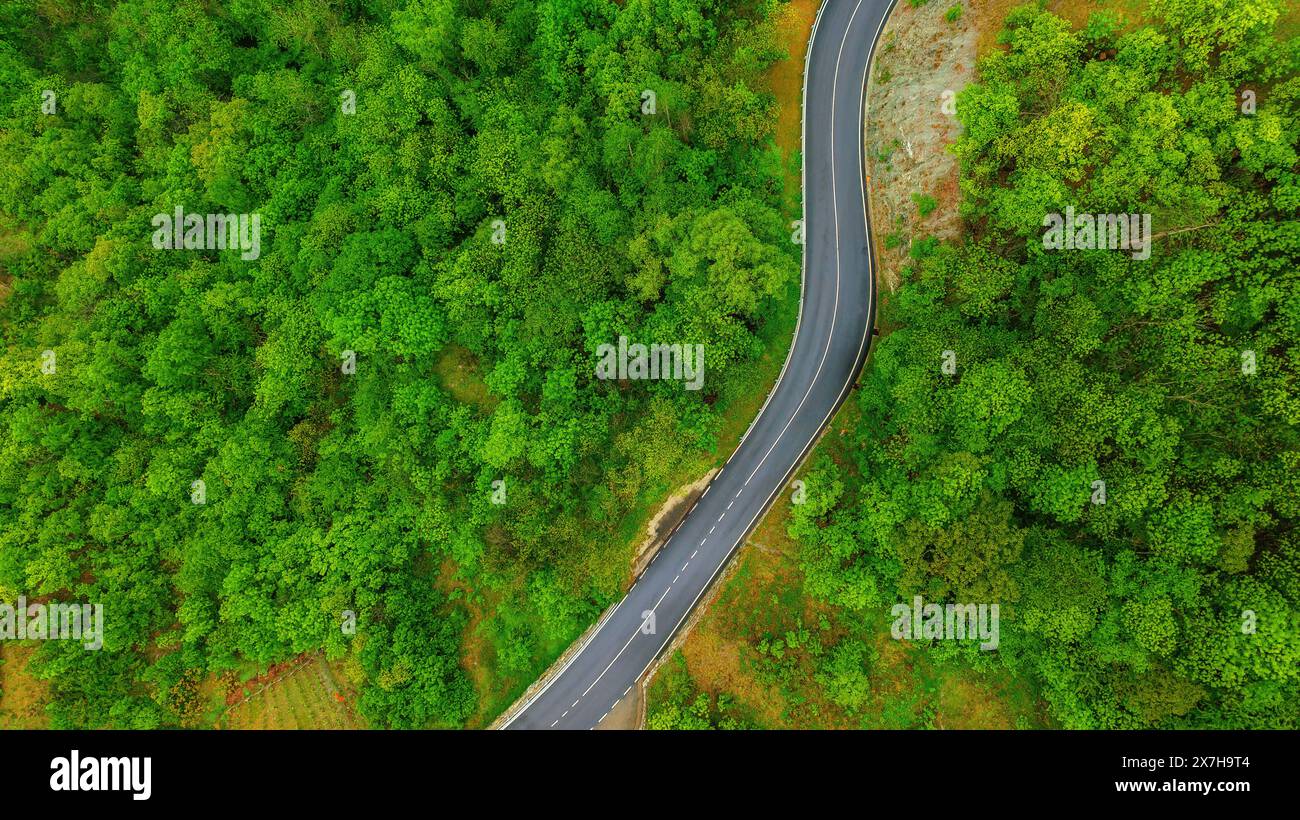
502 0 891 730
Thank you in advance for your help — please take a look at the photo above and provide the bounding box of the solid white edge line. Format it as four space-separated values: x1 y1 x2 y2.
617 0 891 714
502 0 892 729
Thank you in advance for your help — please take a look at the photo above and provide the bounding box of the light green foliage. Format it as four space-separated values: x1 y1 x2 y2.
815 638 875 711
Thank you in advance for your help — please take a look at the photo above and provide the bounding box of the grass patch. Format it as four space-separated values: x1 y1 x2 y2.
766 0 823 207
220 654 364 729
433 345 498 413
0 645 50 729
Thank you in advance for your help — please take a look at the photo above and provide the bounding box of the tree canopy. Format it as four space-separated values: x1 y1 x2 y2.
791 0 1300 729
0 0 796 727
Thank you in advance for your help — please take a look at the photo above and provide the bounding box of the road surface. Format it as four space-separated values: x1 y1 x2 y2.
503 0 888 730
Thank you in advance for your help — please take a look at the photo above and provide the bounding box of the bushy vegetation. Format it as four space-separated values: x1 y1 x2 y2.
0 0 796 727
646 651 753 729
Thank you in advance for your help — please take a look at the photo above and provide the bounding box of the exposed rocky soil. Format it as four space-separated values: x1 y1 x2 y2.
864 0 981 292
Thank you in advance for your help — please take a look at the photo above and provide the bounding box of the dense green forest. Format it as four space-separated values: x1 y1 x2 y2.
788 0 1300 729
0 0 798 727
5 0 1299 732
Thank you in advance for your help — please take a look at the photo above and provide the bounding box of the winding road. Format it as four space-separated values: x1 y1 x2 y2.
503 0 889 730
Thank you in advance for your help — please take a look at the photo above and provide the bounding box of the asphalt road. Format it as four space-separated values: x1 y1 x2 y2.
503 0 888 730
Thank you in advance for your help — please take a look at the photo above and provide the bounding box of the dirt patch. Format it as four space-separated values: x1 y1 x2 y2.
433 345 498 413
865 0 976 293
595 681 641 730
934 674 1015 729
0 644 50 729
632 468 718 579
